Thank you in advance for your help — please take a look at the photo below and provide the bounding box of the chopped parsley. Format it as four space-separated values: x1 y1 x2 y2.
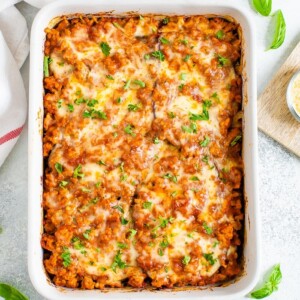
182 255 191 265
121 216 129 225
158 248 164 256
67 104 74 112
83 109 107 119
57 99 63 108
142 201 152 209
133 80 146 88
59 180 68 188
159 239 169 248
124 124 135 136
117 242 128 249
73 164 84 179
183 54 191 62
128 229 137 238
111 250 127 272
116 97 122 104
54 162 63 174
217 54 229 67
87 99 98 107
124 80 131 90
200 136 210 147
112 205 124 213
100 42 111 57
153 137 160 144
230 135 242 146
151 50 165 61
160 37 170 44
170 191 178 197
83 229 91 240
168 112 176 119
202 155 209 164
178 83 184 91
81 187 91 193
180 73 187 81
203 222 213 235
162 173 177 183
162 17 169 25
98 160 106 166
144 54 150 60
74 98 86 105
128 104 140 112
181 39 188 45
189 100 212 121
61 247 71 267
190 176 200 181
216 30 225 39
181 122 197 134
203 253 216 265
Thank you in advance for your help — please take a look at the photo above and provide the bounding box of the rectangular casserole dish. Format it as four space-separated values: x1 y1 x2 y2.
28 0 260 299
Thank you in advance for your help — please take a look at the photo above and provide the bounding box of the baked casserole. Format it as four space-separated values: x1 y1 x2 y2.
42 14 244 289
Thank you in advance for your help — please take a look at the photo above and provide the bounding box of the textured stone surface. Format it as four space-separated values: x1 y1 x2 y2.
0 1 299 299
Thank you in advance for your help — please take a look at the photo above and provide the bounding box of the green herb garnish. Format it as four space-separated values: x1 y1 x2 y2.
83 229 91 240
162 173 177 183
250 264 282 299
0 283 29 300
55 162 63 174
216 30 225 39
112 205 124 213
217 54 229 67
252 0 272 16
268 10 286 50
203 253 216 265
73 164 84 179
151 51 165 61
111 250 127 272
160 37 170 44
100 42 111 57
181 122 197 134
203 222 213 235
200 136 210 147
183 54 191 62
190 176 200 181
182 255 191 265
61 247 71 267
142 201 152 209
230 135 242 146
128 104 140 112
124 124 135 136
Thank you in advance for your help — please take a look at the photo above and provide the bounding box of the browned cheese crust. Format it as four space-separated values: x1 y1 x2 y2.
42 15 244 290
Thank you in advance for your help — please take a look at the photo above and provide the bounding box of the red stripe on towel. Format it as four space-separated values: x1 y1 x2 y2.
0 126 24 145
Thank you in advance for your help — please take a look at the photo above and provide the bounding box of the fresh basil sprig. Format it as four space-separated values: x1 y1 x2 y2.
0 283 28 300
252 0 272 16
268 10 286 50
250 264 282 299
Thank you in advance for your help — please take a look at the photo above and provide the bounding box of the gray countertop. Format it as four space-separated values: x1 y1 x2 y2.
0 1 300 299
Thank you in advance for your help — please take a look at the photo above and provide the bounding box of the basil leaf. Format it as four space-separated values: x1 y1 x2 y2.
252 0 272 16
0 283 29 300
268 10 286 50
250 264 282 299
269 264 282 286
251 282 273 299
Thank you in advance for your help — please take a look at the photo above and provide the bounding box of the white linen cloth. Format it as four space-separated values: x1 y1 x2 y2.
0 1 28 167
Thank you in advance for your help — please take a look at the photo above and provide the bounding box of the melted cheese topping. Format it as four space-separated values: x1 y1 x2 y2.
42 15 244 290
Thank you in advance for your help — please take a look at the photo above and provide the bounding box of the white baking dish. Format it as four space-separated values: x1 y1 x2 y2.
28 0 260 299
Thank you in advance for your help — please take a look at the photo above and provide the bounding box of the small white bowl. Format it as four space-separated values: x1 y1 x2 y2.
286 69 300 122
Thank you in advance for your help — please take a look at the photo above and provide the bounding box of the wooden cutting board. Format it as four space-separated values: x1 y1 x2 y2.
258 41 300 157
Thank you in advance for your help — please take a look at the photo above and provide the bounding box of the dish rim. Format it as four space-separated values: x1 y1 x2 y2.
28 0 260 299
